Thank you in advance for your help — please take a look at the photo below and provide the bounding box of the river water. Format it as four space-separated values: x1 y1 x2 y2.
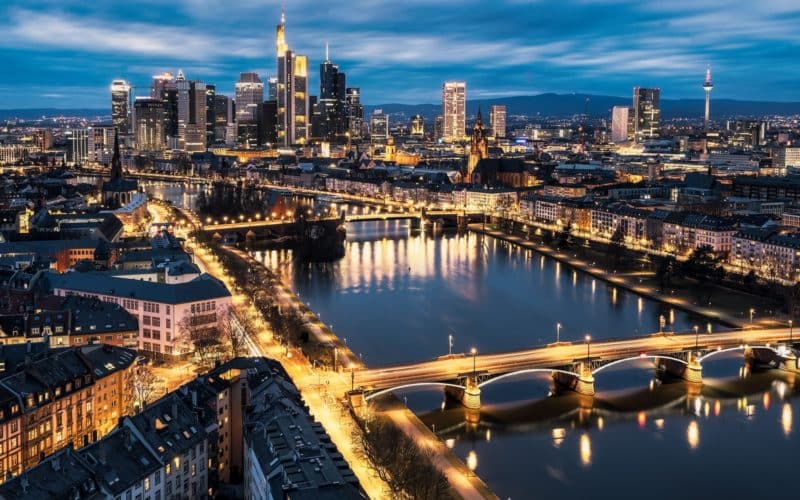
143 181 799 499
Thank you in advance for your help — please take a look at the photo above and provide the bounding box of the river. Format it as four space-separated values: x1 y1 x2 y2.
146 181 799 499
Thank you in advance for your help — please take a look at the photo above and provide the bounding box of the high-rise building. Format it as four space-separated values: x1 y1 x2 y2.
442 81 466 142
611 106 631 143
205 84 216 147
267 76 278 101
134 98 166 151
276 11 310 145
490 105 506 138
65 128 89 165
370 110 389 142
410 114 424 137
235 72 264 123
435 115 444 141
176 75 207 152
110 79 131 136
319 44 348 142
150 72 174 99
633 87 660 143
262 100 278 144
213 94 233 144
88 125 115 163
345 87 363 139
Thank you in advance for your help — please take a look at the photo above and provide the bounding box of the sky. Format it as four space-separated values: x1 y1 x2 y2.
2 0 800 108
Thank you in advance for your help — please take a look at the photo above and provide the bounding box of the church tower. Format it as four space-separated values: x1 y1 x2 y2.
467 109 489 182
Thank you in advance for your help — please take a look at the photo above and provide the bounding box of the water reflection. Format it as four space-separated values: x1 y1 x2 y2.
686 420 700 450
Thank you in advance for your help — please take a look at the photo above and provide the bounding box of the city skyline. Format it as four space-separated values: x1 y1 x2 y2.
3 0 800 108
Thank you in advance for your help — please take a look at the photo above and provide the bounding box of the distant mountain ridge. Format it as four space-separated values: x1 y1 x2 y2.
4 93 800 121
366 93 800 119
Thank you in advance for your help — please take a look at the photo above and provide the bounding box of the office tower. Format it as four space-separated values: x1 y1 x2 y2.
490 105 506 139
213 95 233 144
319 44 347 142
161 87 179 149
134 98 166 151
267 76 278 101
632 87 660 143
703 67 714 130
33 129 53 150
410 114 424 137
262 100 278 144
310 95 321 140
176 76 207 152
442 81 466 141
276 11 310 145
435 115 444 141
65 128 89 165
150 72 174 99
370 110 389 142
235 72 264 123
611 106 631 143
88 126 115 163
110 80 131 136
205 85 216 147
345 87 363 139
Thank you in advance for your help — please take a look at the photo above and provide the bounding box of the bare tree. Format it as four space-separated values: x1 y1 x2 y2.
217 305 249 359
132 365 158 411
177 313 223 369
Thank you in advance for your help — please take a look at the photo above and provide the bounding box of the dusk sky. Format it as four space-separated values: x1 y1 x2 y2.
2 0 800 108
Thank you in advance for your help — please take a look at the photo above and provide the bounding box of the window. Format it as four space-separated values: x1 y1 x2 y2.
144 476 150 491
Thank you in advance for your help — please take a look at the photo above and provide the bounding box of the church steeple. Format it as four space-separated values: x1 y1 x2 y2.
110 127 122 181
467 109 489 182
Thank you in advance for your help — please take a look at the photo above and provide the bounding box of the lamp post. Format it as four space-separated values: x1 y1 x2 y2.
693 325 699 351
585 335 591 365
749 308 755 324
790 319 794 344
556 323 562 343
471 347 477 376
448 333 454 356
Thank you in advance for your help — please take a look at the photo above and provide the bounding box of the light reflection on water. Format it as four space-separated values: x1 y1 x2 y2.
251 220 800 499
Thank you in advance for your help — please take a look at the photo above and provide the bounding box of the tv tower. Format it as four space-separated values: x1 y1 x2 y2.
702 66 713 130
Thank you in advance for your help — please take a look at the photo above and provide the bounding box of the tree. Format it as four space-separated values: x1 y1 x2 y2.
353 417 452 499
177 313 223 369
610 223 625 267
555 221 573 249
217 305 249 359
132 365 159 411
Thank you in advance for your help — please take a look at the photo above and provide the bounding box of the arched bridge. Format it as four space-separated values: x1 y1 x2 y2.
352 327 799 408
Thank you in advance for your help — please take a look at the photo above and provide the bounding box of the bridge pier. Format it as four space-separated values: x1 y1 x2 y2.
684 354 703 385
575 363 595 397
782 352 799 372
463 375 481 410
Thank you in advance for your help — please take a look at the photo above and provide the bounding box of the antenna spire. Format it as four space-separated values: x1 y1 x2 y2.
325 41 329 61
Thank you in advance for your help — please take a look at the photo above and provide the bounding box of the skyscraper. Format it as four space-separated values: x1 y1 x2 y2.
267 76 278 101
442 82 466 142
611 106 631 143
490 105 506 139
205 84 216 147
150 72 174 99
176 75 207 152
633 87 660 143
134 98 166 151
703 67 714 130
212 95 233 144
319 44 347 142
370 110 389 142
235 73 264 123
276 11 310 145
110 80 131 136
345 88 363 139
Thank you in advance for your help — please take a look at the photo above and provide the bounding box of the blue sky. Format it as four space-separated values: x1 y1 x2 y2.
2 0 800 108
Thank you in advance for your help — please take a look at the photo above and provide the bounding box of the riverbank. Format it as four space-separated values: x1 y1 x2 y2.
470 224 769 330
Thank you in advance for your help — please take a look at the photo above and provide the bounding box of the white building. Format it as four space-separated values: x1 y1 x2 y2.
442 81 466 142
47 271 231 355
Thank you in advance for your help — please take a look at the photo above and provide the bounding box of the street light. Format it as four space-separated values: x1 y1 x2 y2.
693 325 699 351
585 335 591 364
448 333 454 356
556 323 562 343
471 347 477 376
750 308 755 324
790 319 794 344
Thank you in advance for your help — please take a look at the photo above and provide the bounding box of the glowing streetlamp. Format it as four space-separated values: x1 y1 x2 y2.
556 323 562 343
471 347 477 376
693 325 699 351
448 333 454 356
749 308 755 324
790 319 794 344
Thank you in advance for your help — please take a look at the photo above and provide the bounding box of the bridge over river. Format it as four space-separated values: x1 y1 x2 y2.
349 327 799 410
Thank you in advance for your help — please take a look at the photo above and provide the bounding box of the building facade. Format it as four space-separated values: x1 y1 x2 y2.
442 81 466 142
